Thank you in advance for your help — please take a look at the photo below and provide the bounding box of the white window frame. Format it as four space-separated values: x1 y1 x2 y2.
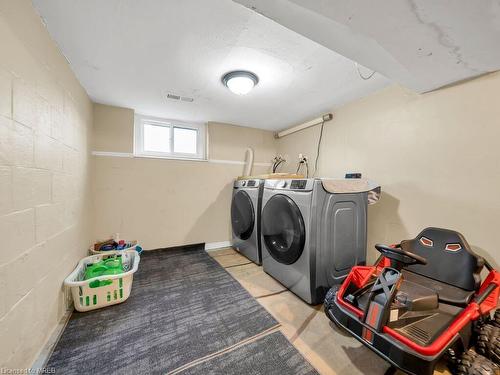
134 114 207 160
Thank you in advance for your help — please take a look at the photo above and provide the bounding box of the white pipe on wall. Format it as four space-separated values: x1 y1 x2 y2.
242 147 254 176
275 113 333 138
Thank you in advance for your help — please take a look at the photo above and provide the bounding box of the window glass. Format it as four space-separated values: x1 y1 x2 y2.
135 115 205 160
173 127 197 154
144 123 170 153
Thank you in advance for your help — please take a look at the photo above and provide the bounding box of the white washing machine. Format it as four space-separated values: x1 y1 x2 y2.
231 178 264 264
260 178 380 304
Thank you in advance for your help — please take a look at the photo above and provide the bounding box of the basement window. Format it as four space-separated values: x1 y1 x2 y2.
134 115 206 160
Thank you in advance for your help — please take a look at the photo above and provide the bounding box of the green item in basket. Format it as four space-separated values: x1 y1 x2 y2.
85 257 124 288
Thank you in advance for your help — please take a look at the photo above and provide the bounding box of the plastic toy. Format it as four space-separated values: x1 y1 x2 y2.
85 257 124 288
324 227 500 375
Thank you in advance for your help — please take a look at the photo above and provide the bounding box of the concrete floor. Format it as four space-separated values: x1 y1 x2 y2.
209 248 451 375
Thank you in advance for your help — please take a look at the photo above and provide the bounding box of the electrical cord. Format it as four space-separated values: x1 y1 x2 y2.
272 157 278 173
272 156 286 173
355 62 376 80
313 121 325 177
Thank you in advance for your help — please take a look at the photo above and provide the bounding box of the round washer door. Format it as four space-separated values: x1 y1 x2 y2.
262 194 305 265
231 190 255 240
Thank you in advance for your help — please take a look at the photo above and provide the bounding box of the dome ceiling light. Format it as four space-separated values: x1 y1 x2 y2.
222 70 259 95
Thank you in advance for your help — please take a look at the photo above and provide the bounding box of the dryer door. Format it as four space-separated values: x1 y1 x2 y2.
231 190 255 240
262 194 305 265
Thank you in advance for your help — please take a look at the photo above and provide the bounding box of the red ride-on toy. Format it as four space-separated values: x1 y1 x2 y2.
324 228 500 375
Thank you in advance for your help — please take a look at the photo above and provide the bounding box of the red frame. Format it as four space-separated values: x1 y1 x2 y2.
336 263 500 356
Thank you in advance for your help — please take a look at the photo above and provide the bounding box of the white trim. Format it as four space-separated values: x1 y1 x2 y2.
209 159 271 167
205 241 231 251
91 151 272 166
208 159 246 165
134 154 208 162
134 114 207 160
91 151 133 158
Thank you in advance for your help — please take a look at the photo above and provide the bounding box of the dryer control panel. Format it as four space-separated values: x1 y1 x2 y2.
290 180 307 189
234 179 262 189
266 178 314 191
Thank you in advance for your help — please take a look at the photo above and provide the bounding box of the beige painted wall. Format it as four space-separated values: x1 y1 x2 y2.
208 121 277 164
0 0 93 369
92 105 276 249
93 103 134 153
277 72 500 266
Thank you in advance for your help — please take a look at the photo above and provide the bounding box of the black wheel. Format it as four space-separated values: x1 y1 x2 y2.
455 349 478 374
324 284 340 310
476 324 500 364
455 350 499 375
490 310 500 328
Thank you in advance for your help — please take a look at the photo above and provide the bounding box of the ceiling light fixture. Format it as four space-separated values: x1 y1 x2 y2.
222 70 259 95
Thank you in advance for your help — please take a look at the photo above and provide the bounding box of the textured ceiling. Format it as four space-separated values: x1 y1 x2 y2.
235 0 500 93
32 0 390 130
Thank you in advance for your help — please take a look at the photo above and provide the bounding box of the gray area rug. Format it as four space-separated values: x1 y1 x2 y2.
47 246 280 374
179 331 318 375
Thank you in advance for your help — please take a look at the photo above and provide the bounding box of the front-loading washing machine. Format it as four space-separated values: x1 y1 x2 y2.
260 178 380 304
231 178 264 264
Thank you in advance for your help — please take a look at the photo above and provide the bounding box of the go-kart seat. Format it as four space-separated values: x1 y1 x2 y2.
399 227 485 307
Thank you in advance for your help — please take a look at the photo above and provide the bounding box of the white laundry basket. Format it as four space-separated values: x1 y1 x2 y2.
65 250 140 312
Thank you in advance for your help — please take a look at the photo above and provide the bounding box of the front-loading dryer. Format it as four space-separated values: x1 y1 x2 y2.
231 178 264 264
260 178 380 304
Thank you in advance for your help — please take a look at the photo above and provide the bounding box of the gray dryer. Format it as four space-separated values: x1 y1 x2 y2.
231 178 264 264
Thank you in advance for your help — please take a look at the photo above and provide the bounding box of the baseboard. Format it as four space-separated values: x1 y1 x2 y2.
31 309 72 370
146 243 205 252
205 241 231 251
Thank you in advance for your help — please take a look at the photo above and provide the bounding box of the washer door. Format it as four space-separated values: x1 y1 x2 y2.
262 194 305 265
231 190 255 240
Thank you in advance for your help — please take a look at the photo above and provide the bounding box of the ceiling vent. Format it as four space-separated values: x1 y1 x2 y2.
166 93 194 102
167 93 180 100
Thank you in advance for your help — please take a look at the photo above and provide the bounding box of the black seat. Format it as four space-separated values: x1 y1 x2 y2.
399 227 484 307
401 270 475 306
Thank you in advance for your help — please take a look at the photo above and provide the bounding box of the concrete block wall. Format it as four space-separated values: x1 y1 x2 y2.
0 1 93 368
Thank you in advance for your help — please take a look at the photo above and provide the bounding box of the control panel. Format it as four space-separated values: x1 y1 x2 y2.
277 180 287 188
290 180 307 189
266 179 314 191
234 179 261 188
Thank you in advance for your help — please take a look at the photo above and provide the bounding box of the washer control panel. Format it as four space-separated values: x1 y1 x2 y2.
234 179 262 189
278 180 287 188
290 180 307 189
265 179 314 191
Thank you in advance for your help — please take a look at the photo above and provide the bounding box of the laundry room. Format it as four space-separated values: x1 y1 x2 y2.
1 1 500 375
